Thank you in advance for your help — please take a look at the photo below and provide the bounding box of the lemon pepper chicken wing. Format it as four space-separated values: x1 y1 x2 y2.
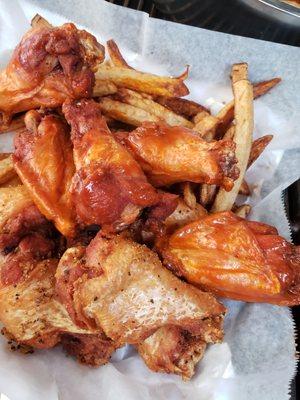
158 211 300 305
0 21 104 124
13 110 76 237
55 233 225 379
0 232 115 365
62 99 162 231
121 122 239 190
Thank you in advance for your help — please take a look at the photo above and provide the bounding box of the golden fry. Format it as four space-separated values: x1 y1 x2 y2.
199 184 217 207
234 204 251 218
99 97 159 126
155 96 207 119
107 39 132 69
238 179 251 196
93 80 118 96
116 88 192 128
211 63 253 212
248 135 273 167
95 64 189 97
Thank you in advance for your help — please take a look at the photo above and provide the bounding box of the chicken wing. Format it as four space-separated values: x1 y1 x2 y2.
13 110 76 237
55 233 225 378
158 211 300 305
62 99 161 231
0 185 52 251
120 122 239 190
0 233 115 365
0 21 104 124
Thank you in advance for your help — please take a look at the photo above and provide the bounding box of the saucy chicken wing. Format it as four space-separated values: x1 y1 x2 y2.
0 21 104 124
158 211 300 305
0 233 115 365
55 233 225 378
0 185 52 251
63 99 161 231
13 110 76 237
121 122 239 190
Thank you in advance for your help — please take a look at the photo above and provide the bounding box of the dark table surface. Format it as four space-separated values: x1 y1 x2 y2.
107 0 300 396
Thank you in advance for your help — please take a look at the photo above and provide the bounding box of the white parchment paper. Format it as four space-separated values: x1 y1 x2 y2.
0 1 299 399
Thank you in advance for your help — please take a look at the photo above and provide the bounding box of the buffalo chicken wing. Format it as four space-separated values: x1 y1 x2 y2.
158 211 300 305
0 21 104 125
13 110 76 237
121 122 239 189
63 99 161 231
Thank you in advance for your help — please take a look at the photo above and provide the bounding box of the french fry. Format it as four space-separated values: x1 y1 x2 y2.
193 111 218 140
95 64 189 97
248 135 273 167
239 180 250 196
31 14 52 28
99 97 159 126
155 96 207 119
0 114 25 134
0 155 17 185
182 182 197 209
93 80 118 96
223 125 235 140
216 78 280 135
211 63 254 212
234 204 252 218
107 39 133 69
199 184 217 207
115 88 193 128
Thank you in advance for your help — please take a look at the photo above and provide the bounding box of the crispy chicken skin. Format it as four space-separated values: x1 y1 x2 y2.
13 110 76 237
121 122 239 190
158 211 300 305
0 22 104 124
0 185 52 251
63 99 161 231
55 233 225 379
138 326 207 381
0 233 115 365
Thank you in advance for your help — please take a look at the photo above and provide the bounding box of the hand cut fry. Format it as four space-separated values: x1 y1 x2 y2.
115 88 193 128
99 97 159 126
233 204 251 218
239 180 250 196
107 39 132 69
155 96 207 120
0 155 17 185
211 63 253 212
193 111 218 140
248 135 273 167
93 80 118 96
182 182 196 209
31 14 52 28
216 78 280 136
199 184 217 207
95 64 189 97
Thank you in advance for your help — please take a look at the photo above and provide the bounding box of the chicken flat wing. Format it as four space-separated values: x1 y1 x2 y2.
0 21 104 124
158 211 300 305
62 99 161 231
0 185 52 251
0 233 115 365
13 110 76 237
55 233 225 378
121 122 239 190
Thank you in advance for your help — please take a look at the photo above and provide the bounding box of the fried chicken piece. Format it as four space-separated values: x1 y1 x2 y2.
13 110 76 237
0 185 52 251
0 22 104 124
62 99 161 231
158 211 300 305
121 122 239 190
0 234 115 365
56 233 225 378
137 327 207 381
